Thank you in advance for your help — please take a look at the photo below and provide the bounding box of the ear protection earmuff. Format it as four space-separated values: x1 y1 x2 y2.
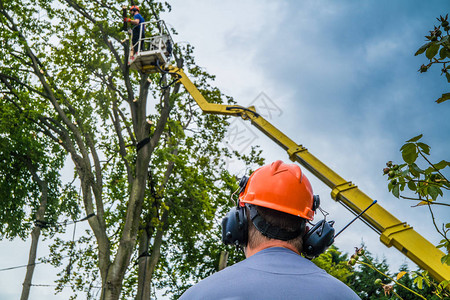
221 176 335 258
221 205 248 247
222 176 249 247
303 219 335 259
238 175 249 194
312 195 320 211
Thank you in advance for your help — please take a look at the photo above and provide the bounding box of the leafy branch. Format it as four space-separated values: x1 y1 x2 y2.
384 134 450 266
348 247 428 299
415 14 450 103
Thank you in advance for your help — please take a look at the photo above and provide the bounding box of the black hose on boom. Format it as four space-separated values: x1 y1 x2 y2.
155 59 182 90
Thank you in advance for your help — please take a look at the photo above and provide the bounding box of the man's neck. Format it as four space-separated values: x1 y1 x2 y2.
245 241 300 258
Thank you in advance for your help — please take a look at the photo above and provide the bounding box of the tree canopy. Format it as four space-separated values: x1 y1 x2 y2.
0 0 262 298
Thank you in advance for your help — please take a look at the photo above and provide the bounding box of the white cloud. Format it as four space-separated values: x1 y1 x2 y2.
364 38 401 64
164 0 450 275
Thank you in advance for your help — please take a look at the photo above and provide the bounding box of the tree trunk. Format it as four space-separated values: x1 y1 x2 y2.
136 230 152 300
21 174 48 300
101 160 152 300
218 251 228 271
20 226 42 300
134 211 169 300
135 153 177 299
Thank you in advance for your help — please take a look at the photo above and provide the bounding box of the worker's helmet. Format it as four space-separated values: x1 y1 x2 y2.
239 160 315 220
130 5 140 12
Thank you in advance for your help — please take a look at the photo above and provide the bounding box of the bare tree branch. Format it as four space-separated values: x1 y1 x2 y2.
417 147 449 183
110 104 132 184
427 203 450 245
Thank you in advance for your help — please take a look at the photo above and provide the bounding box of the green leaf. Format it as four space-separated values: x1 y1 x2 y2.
388 181 393 192
401 169 409 176
407 181 416 191
406 134 423 143
438 280 450 291
441 254 450 266
415 42 431 56
425 42 440 59
437 35 449 45
414 276 424 289
409 163 421 177
417 142 430 155
401 143 418 164
438 238 449 246
446 223 450 229
428 185 439 200
437 92 450 103
392 184 400 198
434 160 449 170
439 46 448 60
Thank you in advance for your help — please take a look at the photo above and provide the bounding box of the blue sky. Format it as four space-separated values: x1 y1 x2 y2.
1 0 448 299
162 0 450 275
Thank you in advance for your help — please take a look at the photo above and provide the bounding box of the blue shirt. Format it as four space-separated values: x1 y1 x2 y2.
134 13 145 25
180 247 360 300
132 13 145 36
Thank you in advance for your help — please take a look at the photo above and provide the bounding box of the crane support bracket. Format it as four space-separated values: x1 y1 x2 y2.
380 222 413 247
331 181 358 200
287 145 307 161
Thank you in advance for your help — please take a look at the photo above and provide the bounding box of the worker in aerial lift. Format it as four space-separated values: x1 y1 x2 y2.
124 5 145 58
180 160 360 299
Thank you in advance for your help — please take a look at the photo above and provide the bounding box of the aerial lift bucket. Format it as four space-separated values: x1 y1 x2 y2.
128 19 174 73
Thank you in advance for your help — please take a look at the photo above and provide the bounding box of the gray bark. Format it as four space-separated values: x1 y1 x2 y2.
20 165 48 300
218 251 229 271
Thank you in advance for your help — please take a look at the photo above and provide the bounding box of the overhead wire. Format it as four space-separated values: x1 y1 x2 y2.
0 213 95 273
0 256 70 272
32 213 96 230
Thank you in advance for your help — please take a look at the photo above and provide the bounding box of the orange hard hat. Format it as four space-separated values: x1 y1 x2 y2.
239 160 315 220
130 5 139 11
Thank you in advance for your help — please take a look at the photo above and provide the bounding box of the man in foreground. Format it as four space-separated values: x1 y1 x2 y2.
180 160 360 299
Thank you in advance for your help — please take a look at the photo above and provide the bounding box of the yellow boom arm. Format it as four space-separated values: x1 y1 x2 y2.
169 66 450 282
